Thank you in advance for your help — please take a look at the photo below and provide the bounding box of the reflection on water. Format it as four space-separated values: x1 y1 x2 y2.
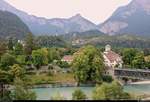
32 84 150 100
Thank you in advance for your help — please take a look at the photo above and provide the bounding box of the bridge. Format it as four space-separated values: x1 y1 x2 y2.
114 68 150 80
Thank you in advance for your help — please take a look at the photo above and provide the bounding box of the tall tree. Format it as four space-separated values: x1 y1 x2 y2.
0 42 7 57
72 45 104 85
14 42 23 55
7 38 14 51
32 49 48 69
47 48 61 63
24 33 34 55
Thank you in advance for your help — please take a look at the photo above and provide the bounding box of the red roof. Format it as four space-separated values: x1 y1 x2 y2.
62 55 73 62
104 51 121 63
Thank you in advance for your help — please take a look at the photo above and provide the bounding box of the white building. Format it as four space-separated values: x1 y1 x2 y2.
103 45 123 68
103 45 123 77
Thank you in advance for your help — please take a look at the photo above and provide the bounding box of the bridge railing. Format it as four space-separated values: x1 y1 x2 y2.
114 68 150 80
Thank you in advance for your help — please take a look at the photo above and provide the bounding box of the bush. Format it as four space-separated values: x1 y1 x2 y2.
72 88 87 100
102 75 113 83
0 53 16 70
51 92 65 100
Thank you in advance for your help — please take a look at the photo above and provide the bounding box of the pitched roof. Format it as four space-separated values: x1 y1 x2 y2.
62 55 73 61
104 51 121 63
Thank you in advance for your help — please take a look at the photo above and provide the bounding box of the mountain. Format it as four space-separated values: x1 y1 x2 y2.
100 0 150 36
0 10 31 39
70 34 150 48
0 0 98 35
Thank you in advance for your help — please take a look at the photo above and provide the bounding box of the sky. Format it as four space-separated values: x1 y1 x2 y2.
6 0 132 24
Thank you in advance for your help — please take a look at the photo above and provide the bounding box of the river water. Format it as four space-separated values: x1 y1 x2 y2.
32 84 150 100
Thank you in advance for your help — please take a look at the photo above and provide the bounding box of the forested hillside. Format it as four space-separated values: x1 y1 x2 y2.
0 10 31 39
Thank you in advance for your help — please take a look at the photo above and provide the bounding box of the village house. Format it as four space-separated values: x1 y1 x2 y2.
103 45 123 76
61 55 74 64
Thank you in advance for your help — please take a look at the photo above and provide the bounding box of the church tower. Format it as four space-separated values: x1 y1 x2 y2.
105 44 111 52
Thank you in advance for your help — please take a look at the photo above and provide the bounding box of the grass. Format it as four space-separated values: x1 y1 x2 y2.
51 73 76 83
25 73 53 85
25 72 76 85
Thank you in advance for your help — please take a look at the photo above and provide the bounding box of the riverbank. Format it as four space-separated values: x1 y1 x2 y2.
130 81 150 85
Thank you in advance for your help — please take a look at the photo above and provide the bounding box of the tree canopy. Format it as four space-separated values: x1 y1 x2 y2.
72 45 104 85
92 81 131 100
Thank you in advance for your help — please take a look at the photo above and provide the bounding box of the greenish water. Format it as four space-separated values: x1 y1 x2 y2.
123 84 150 94
32 87 93 100
32 84 150 100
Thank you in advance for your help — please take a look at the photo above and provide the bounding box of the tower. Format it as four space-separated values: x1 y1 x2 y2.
105 44 111 52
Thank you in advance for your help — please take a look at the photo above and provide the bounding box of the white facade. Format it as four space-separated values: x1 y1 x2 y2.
103 45 123 68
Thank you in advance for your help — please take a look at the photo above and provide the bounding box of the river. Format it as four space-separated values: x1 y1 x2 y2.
31 84 150 100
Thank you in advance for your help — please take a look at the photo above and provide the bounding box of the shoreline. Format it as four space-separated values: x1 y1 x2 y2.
8 83 95 90
129 81 150 85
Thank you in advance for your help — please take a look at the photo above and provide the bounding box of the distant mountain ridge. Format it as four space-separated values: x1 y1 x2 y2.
0 0 99 35
1 0 150 37
0 10 31 39
100 0 150 36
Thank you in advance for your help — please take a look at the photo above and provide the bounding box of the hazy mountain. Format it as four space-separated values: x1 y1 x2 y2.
0 10 31 39
100 0 150 36
0 0 98 35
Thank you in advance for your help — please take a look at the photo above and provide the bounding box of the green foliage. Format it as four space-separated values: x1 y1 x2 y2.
102 75 113 83
0 69 12 83
35 35 68 48
9 64 25 80
72 88 87 100
11 78 36 100
0 11 31 39
24 33 35 55
72 45 104 85
145 55 150 69
122 48 138 66
0 89 12 102
0 41 7 56
132 52 145 69
14 42 23 55
122 48 146 69
65 34 150 49
47 48 61 63
56 60 70 68
50 91 65 100
32 49 48 68
25 74 52 85
8 38 14 51
0 53 16 70
92 81 131 100
16 55 26 65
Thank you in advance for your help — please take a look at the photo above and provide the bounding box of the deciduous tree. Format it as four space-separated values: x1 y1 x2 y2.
72 45 104 85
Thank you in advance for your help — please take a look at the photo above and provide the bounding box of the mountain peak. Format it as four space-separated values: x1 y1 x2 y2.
132 0 150 4
75 13 82 17
70 13 83 20
100 0 150 36
129 0 150 11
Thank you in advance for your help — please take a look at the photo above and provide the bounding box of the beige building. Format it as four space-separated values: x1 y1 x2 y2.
103 45 123 76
